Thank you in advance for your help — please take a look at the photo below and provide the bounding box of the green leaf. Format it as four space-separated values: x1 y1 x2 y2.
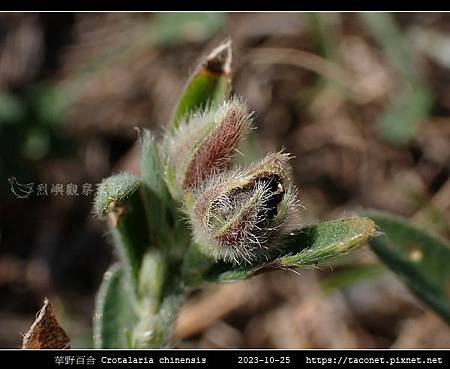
140 130 167 200
184 217 376 285
93 265 138 348
94 173 150 289
169 40 232 131
94 173 141 218
278 217 376 267
182 242 217 286
140 130 191 259
140 130 172 243
366 210 450 323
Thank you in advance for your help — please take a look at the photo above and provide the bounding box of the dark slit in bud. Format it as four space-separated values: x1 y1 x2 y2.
257 175 285 223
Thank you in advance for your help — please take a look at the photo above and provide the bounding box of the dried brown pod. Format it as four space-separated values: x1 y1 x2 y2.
22 298 70 349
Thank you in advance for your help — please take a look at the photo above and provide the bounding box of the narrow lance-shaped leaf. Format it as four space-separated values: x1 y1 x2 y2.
278 217 376 267
141 130 191 259
140 129 173 244
141 130 169 205
184 217 376 285
169 40 232 131
93 264 138 349
366 210 450 323
94 173 149 290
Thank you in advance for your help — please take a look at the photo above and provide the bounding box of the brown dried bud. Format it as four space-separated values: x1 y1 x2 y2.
188 152 299 264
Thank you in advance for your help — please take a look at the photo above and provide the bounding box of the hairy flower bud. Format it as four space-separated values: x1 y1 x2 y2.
164 98 252 200
188 152 299 264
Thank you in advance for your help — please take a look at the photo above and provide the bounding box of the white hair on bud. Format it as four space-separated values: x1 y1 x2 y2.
163 96 253 200
187 152 301 265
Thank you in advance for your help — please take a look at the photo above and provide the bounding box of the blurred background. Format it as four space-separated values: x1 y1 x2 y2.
0 12 449 348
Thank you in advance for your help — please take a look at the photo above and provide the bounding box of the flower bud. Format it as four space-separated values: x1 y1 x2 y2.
164 97 251 200
188 152 299 264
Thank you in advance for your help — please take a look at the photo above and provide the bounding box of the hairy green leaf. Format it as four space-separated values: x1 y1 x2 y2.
278 217 376 267
94 173 140 218
184 217 376 285
366 210 450 323
94 173 149 289
93 265 138 348
140 130 172 243
140 130 191 259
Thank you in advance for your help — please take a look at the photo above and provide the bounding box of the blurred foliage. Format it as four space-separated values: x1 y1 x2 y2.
367 210 450 323
0 92 25 122
320 264 385 294
152 13 226 46
0 84 75 194
409 26 450 69
1 13 226 196
359 13 433 145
